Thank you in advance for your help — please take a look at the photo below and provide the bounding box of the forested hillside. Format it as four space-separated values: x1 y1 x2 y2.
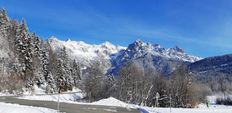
0 9 81 94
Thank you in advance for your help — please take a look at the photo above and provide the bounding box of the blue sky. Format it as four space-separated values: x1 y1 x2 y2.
1 0 232 57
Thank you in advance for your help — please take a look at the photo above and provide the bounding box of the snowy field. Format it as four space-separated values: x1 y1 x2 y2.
0 102 56 113
18 92 232 113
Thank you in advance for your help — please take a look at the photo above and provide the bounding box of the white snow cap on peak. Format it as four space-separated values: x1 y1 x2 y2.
49 36 58 40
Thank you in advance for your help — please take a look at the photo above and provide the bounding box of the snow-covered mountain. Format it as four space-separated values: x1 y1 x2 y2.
49 38 201 75
109 40 202 75
49 36 125 60
119 40 201 62
189 54 232 80
49 38 200 63
49 37 125 71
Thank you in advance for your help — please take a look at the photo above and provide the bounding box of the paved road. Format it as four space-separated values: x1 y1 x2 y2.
0 96 139 113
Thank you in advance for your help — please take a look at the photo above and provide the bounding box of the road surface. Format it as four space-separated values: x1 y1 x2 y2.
0 96 140 113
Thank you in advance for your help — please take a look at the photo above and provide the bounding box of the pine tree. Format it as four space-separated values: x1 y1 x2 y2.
0 9 10 38
31 33 45 87
14 20 34 88
7 20 19 56
56 59 65 92
56 47 73 92
24 34 34 88
72 60 81 87
41 43 49 81
42 42 56 93
15 19 27 68
46 72 56 94
0 9 9 25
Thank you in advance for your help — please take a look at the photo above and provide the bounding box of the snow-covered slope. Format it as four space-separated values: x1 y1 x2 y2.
49 36 125 60
49 37 125 71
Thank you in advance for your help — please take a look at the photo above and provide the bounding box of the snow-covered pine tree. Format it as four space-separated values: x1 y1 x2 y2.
41 42 56 93
45 72 56 94
0 9 9 25
47 42 59 92
24 33 34 88
15 19 34 89
62 47 74 91
31 33 46 87
15 20 27 77
56 58 65 92
41 42 50 81
56 47 73 92
71 60 81 87
0 9 10 38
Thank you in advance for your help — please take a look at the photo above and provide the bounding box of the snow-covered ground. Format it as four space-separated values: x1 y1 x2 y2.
18 88 85 103
138 106 232 113
19 92 84 102
92 97 232 113
0 102 56 113
0 92 14 96
18 93 232 113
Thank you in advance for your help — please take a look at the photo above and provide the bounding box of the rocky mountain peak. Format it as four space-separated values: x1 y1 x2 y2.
171 46 184 53
124 40 201 62
127 40 146 51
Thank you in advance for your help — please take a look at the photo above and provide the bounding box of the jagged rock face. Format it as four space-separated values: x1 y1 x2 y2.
189 54 232 79
110 53 188 76
125 40 201 62
108 40 201 76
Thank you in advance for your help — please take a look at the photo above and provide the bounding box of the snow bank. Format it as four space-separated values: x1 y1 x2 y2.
0 102 56 113
19 92 84 102
0 92 14 96
19 88 85 103
91 97 131 108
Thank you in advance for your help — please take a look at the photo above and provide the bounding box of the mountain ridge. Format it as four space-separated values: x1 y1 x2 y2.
49 37 202 62
49 37 202 75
